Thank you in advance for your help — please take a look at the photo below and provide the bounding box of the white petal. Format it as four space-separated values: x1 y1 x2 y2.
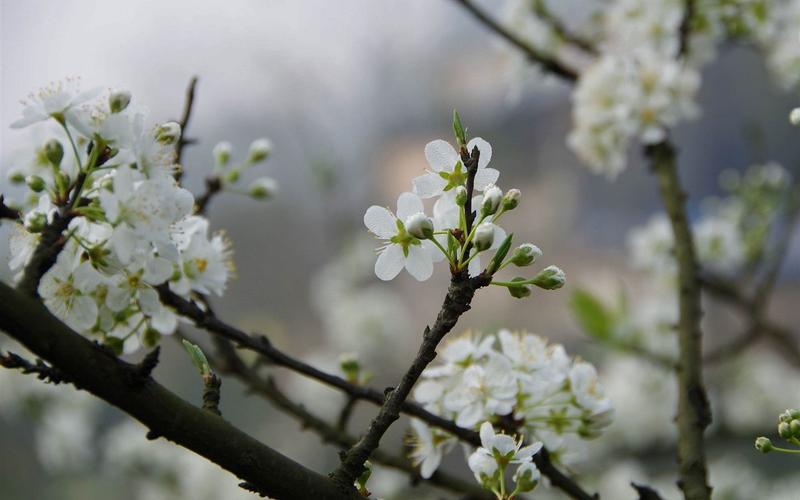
479 422 494 448
467 137 492 169
468 254 481 277
456 404 484 428
396 192 424 221
516 442 543 461
138 287 161 316
412 173 447 199
71 296 98 331
420 452 441 479
374 244 404 281
364 206 397 239
143 257 173 285
106 286 132 312
421 240 444 263
405 245 434 281
491 225 507 250
424 139 459 173
473 168 500 191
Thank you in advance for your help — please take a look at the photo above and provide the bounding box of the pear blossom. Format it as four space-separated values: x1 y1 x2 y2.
363 192 439 281
474 421 542 466
38 252 102 332
412 138 498 199
407 419 456 479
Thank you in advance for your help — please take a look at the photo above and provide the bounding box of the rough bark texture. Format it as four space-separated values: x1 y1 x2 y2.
0 281 358 500
647 142 711 500
330 272 489 488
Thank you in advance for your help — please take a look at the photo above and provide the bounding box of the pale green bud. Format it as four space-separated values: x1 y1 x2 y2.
507 277 532 298
8 170 26 184
25 212 47 233
247 138 272 163
779 421 792 439
502 188 521 211
481 185 502 216
155 121 181 145
26 175 45 193
510 243 542 267
455 185 468 206
532 265 565 290
474 222 495 251
405 212 434 239
790 108 800 126
755 436 773 453
248 177 278 200
339 353 361 384
790 419 800 438
109 89 131 113
44 139 64 166
213 141 232 167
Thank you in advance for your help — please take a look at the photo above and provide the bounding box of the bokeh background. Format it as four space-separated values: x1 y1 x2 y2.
1 1 800 499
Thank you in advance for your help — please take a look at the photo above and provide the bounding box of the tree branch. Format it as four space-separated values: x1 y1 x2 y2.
451 0 579 82
175 76 199 179
0 195 21 221
646 141 711 500
0 281 359 500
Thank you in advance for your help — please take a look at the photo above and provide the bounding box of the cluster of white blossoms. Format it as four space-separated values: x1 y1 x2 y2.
4 81 273 353
408 329 613 492
519 0 800 177
364 113 565 299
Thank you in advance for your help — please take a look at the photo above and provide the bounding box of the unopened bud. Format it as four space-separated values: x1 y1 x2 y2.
507 277 532 299
779 421 792 439
26 175 45 193
790 108 800 126
25 212 47 233
247 138 272 163
474 222 495 251
44 139 64 166
109 89 131 113
248 177 278 200
155 121 181 145
213 141 232 167
510 243 542 267
455 186 468 206
339 353 361 383
8 170 26 184
405 212 434 239
755 436 773 453
502 188 521 211
224 169 241 184
790 419 800 438
481 185 502 216
532 265 565 290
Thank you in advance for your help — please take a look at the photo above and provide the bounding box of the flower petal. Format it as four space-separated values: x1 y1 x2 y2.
473 168 500 191
412 173 447 199
364 206 397 239
424 139 459 173
405 244 434 281
396 192 424 221
374 244 404 281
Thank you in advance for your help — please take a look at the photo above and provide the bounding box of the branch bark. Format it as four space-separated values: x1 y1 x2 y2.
175 76 198 176
0 281 358 500
646 141 711 500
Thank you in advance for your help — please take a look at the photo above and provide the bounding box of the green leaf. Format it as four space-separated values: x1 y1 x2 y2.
182 339 210 376
487 232 513 275
452 110 467 147
570 289 614 341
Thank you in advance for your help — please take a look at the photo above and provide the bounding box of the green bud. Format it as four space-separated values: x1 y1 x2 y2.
510 243 542 267
779 421 792 439
452 110 467 147
109 89 132 113
474 222 495 251
155 121 181 145
481 185 502 217
54 172 71 197
213 141 232 167
25 212 47 233
8 170 26 184
339 353 361 383
532 265 566 290
247 139 272 163
790 419 800 438
502 188 521 211
104 336 125 356
224 169 241 184
755 436 773 453
455 185 468 206
508 277 532 299
406 213 434 240
355 460 372 495
142 328 161 349
248 177 278 200
26 175 46 193
44 139 64 166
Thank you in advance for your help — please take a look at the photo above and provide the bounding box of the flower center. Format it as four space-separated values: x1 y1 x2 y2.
439 161 468 191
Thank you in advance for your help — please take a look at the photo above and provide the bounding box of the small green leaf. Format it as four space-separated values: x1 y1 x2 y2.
452 110 467 147
487 232 513 275
182 339 210 376
570 289 614 341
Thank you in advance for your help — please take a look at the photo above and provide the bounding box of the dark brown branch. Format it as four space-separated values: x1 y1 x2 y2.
175 76 198 179
532 0 597 54
646 141 711 500
451 0 578 82
16 212 72 297
1 351 70 385
331 272 489 487
194 176 223 215
632 482 665 500
678 0 695 57
0 195 21 221
0 281 358 500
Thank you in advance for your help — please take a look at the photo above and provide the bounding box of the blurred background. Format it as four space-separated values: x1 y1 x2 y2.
1 0 800 498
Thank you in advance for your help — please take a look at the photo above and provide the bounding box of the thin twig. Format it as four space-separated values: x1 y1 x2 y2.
175 76 198 178
646 141 711 500
451 0 578 82
0 351 70 385
0 195 21 221
532 0 597 54
194 176 223 215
